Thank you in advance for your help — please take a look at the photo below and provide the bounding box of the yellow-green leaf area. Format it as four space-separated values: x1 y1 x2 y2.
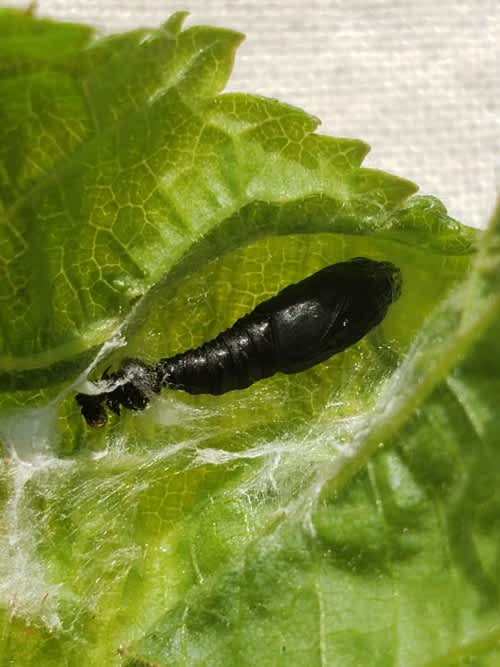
1 9 498 667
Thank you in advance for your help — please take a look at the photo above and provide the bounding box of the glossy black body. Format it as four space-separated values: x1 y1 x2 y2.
76 257 402 426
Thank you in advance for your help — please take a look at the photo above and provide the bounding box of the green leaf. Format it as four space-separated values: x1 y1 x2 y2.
1 9 498 667
126 202 499 667
0 8 244 374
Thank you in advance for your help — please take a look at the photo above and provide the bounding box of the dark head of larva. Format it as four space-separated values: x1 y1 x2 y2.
75 391 108 428
269 257 402 373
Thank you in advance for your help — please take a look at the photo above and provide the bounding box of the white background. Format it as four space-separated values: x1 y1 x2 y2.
6 0 499 229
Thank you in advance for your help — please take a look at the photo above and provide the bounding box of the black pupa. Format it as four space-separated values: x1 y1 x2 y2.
76 257 402 426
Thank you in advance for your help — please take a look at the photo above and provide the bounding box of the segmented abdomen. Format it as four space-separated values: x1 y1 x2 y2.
158 315 276 395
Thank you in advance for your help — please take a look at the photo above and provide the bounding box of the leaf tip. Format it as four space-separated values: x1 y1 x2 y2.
161 10 190 36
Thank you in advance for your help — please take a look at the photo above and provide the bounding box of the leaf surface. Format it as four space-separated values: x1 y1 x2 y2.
1 10 497 667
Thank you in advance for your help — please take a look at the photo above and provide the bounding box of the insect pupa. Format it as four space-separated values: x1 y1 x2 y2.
76 257 402 427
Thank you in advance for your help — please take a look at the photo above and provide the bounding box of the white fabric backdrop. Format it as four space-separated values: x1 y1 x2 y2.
6 0 499 229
